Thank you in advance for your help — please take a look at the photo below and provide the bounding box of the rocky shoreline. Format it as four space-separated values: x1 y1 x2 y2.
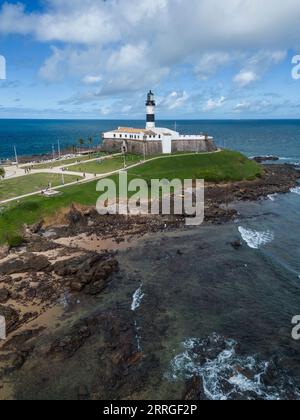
0 163 299 400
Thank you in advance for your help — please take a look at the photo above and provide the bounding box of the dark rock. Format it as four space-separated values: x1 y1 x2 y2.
26 288 37 299
252 156 279 163
205 165 300 213
20 312 38 326
0 276 13 285
49 325 91 358
77 385 90 400
231 240 242 250
36 284 56 301
0 246 9 260
0 305 20 333
0 288 10 303
53 253 102 277
26 237 61 253
11 352 27 370
30 220 44 234
53 253 118 295
84 279 107 295
0 253 51 275
3 328 43 351
10 292 21 300
70 281 84 292
67 204 86 226
183 376 206 400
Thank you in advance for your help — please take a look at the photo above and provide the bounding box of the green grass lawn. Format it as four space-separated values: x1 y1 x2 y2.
128 150 262 183
23 152 106 170
0 173 81 201
69 154 143 174
0 179 100 244
0 151 262 245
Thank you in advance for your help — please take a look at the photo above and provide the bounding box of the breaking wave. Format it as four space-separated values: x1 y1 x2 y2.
166 333 300 400
267 194 277 202
131 284 145 311
238 226 274 249
290 186 300 195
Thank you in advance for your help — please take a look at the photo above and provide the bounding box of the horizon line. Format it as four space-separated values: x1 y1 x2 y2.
1 117 300 122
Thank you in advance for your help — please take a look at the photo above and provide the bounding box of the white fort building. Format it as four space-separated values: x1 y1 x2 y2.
101 91 216 155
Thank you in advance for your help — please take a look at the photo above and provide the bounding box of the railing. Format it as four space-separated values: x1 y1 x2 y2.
173 135 213 140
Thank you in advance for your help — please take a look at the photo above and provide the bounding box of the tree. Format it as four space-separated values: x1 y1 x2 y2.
88 137 93 158
79 139 85 149
0 166 5 179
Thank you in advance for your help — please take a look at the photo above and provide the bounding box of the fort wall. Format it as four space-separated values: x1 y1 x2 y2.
101 138 216 156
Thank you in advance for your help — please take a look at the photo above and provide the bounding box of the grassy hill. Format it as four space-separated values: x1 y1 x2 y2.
0 151 262 245
0 173 81 201
69 154 142 174
128 150 262 183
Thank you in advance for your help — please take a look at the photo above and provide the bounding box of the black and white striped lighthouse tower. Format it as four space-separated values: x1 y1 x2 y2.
146 90 156 129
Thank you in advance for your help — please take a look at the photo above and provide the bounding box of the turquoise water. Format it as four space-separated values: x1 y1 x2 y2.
0 119 300 161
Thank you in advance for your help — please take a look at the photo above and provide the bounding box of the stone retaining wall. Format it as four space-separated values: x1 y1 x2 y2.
172 138 217 153
101 138 216 155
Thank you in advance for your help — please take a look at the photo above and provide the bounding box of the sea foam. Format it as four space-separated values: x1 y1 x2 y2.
238 226 274 249
290 186 300 195
166 333 299 400
267 194 277 202
131 285 145 311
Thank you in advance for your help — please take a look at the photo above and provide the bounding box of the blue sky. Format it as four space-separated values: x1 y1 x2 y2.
1 0 300 119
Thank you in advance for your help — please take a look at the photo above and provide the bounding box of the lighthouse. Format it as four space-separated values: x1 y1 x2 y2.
102 89 216 155
146 90 156 129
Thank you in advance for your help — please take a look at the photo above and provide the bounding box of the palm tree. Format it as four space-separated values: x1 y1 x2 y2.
88 137 93 158
0 167 5 179
79 139 85 149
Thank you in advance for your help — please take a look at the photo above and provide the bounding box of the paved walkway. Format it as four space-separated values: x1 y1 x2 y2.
3 153 122 180
0 150 221 205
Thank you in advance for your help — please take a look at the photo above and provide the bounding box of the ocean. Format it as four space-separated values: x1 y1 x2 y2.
1 119 300 399
0 119 300 163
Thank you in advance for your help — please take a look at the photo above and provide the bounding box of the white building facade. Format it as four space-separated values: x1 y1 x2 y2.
102 91 216 155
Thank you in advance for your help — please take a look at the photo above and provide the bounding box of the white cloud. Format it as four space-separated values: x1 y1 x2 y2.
203 96 226 112
82 75 102 85
160 91 189 110
0 0 296 102
233 50 287 87
233 99 274 113
2 0 300 50
234 71 258 87
194 52 232 79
